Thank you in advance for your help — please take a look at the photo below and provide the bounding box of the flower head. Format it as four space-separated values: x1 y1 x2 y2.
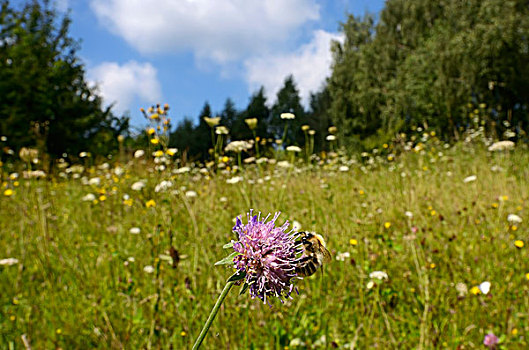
280 113 295 120
204 116 221 127
245 118 258 130
231 211 301 303
488 140 514 151
483 333 499 348
215 126 229 135
286 145 302 153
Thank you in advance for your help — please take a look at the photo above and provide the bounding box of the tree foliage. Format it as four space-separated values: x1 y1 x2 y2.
0 0 128 159
328 0 529 149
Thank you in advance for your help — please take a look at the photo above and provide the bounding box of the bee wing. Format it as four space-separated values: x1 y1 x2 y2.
322 247 332 263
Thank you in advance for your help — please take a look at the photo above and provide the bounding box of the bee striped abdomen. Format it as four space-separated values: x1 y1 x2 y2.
296 256 319 277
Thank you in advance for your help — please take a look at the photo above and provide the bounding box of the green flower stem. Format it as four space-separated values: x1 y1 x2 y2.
281 122 289 146
252 130 260 158
192 280 235 350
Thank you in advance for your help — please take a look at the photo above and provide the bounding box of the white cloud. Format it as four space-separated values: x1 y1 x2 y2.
90 0 319 63
244 30 343 105
88 61 162 114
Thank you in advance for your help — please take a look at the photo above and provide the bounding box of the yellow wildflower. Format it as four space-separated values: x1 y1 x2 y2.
147 128 155 135
150 138 159 145
204 116 221 127
145 199 156 208
4 188 13 196
384 222 391 229
491 203 499 208
99 195 106 202
166 148 177 156
245 118 258 130
470 286 481 295
514 240 524 248
349 238 358 246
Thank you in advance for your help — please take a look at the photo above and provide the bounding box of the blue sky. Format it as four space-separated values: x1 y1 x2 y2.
57 0 385 127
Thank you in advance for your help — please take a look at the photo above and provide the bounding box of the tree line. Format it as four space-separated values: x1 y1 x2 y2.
2 0 528 162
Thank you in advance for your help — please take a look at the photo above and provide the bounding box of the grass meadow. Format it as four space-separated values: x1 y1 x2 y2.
1 135 529 349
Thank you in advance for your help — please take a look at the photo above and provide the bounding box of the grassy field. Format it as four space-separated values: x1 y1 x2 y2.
1 137 529 349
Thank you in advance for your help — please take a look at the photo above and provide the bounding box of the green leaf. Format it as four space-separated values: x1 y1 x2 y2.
214 251 239 266
223 241 234 249
227 270 246 282
239 282 249 295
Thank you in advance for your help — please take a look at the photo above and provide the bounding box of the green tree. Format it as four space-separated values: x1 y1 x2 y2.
169 117 194 162
307 84 333 151
219 98 239 140
270 75 306 146
328 0 529 149
191 102 213 161
0 0 128 159
234 87 270 141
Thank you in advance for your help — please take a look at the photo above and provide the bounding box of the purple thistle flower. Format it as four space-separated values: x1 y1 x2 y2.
483 333 499 348
231 210 301 303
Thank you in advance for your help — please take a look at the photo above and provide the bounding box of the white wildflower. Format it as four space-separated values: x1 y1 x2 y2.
131 181 146 191
226 176 243 184
463 175 477 183
369 271 389 280
82 193 96 202
479 281 491 295
134 149 145 158
286 145 302 152
175 167 191 174
88 177 101 186
143 265 155 274
0 258 19 266
488 140 515 151
225 140 253 153
129 227 141 234
292 220 302 231
277 161 292 168
155 180 173 193
507 214 522 224
335 252 351 261
185 190 197 198
455 282 468 297
280 112 295 120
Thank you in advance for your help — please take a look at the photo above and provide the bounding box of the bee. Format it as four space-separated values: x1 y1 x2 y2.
296 231 332 277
